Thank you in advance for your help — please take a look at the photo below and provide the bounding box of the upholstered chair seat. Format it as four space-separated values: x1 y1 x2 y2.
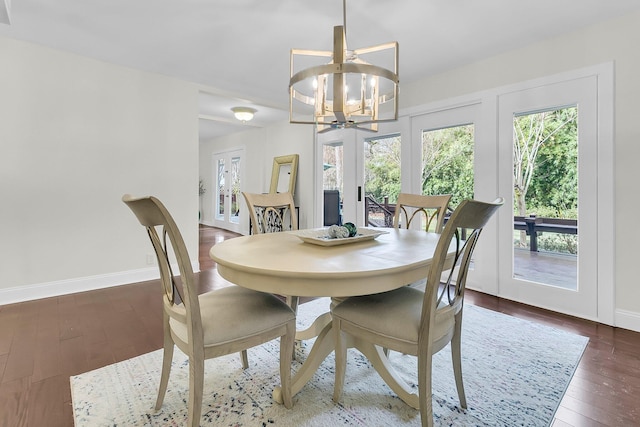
332 287 454 349
169 286 296 347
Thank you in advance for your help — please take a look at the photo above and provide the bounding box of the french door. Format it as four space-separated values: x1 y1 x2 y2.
212 148 243 233
312 66 612 324
316 129 359 227
316 122 403 228
410 103 499 292
497 76 599 320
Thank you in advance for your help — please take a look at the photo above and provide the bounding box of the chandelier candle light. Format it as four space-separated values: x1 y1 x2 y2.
289 0 399 133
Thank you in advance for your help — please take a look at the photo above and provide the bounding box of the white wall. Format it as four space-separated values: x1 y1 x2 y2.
0 36 200 302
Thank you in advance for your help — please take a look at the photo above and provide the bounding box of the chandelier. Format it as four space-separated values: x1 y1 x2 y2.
289 0 399 133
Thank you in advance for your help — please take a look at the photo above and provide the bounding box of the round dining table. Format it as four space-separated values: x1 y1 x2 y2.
210 227 452 407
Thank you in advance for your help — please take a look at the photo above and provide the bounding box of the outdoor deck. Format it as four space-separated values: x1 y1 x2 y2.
514 248 577 290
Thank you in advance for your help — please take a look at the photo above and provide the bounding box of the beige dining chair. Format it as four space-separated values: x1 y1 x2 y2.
243 191 299 235
243 191 300 315
242 192 330 347
332 197 504 427
393 193 452 290
122 194 296 427
393 193 452 233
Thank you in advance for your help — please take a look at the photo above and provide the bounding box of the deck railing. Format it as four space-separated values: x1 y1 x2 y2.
514 215 577 252
364 195 395 227
364 196 577 252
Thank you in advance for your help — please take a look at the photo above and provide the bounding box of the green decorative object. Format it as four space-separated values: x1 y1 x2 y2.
344 222 358 237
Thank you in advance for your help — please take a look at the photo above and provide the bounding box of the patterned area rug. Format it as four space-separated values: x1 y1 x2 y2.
71 298 588 426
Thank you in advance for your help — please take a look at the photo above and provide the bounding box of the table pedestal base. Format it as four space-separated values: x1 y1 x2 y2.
273 315 419 409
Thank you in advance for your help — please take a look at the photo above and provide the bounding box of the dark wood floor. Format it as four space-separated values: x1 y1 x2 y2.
0 225 638 426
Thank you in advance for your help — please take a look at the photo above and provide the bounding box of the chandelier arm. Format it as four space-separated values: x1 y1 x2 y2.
290 63 399 89
290 48 333 58
353 42 398 56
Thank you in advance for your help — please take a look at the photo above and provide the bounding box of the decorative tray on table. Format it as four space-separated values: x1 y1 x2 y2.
292 227 389 247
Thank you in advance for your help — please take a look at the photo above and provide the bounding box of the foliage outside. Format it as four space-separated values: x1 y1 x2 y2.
362 106 578 254
421 125 474 208
365 135 401 204
513 107 578 254
323 144 344 192
513 107 578 219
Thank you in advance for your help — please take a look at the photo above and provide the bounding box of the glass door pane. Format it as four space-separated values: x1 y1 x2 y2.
323 142 343 226
364 134 401 227
216 157 225 220
512 106 578 290
230 154 241 224
421 124 474 208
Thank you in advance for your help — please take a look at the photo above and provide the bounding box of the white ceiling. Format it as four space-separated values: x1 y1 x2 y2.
2 0 639 141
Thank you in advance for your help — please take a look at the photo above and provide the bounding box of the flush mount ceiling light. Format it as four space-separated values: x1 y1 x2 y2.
289 0 399 133
231 107 257 122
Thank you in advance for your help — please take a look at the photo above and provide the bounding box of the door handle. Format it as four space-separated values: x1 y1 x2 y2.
357 186 362 202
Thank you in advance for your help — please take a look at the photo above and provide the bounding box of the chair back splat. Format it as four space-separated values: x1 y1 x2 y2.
393 193 452 233
123 195 200 338
421 198 503 347
243 192 298 235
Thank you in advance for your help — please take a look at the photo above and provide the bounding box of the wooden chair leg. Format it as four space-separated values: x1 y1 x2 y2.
286 295 300 360
187 355 205 427
240 350 249 369
418 352 434 427
155 320 174 410
279 321 295 409
451 315 467 408
332 318 347 402
286 295 300 315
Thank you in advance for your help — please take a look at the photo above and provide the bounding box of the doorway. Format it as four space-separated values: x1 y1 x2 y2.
497 76 599 319
316 123 405 228
212 148 243 233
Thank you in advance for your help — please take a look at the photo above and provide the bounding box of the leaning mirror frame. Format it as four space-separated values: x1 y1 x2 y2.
269 154 299 196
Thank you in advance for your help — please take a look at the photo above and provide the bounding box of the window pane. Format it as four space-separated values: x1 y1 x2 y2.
512 106 578 290
364 135 401 227
216 158 225 219
230 155 241 224
421 125 474 208
323 143 343 226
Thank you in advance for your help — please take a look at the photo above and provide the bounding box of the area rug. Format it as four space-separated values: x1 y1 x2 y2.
71 298 588 426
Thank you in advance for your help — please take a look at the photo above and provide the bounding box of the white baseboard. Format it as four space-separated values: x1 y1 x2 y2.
615 309 640 333
468 285 640 333
0 261 200 305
